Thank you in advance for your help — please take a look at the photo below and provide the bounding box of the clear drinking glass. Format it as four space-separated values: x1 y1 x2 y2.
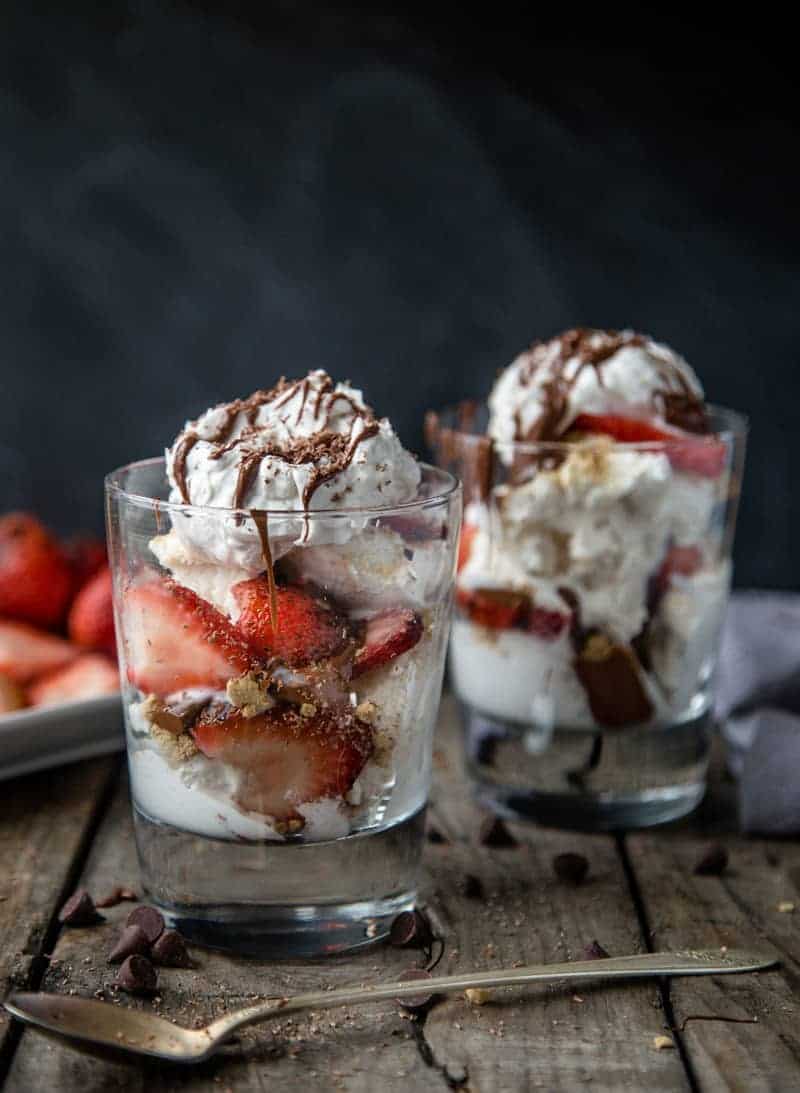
105 458 460 956
427 403 746 829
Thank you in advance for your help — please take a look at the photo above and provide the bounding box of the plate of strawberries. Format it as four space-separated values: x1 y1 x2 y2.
0 512 123 780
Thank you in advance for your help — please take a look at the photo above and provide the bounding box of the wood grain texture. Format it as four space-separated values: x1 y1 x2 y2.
0 756 117 1055
626 833 800 1093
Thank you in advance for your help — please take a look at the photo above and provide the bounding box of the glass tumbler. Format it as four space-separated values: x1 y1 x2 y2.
106 458 460 956
428 403 746 829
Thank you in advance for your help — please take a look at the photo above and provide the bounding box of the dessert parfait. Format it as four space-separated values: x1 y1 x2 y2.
106 370 460 954
428 329 746 828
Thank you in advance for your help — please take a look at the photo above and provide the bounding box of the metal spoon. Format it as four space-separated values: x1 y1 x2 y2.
4 948 776 1065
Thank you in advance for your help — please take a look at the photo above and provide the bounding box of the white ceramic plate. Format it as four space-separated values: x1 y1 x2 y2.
0 694 124 781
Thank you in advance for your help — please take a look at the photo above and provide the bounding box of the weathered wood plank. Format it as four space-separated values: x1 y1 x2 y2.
626 832 800 1092
0 756 118 1055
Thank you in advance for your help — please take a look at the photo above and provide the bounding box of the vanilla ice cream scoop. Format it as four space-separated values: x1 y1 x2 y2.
163 371 421 568
488 328 708 446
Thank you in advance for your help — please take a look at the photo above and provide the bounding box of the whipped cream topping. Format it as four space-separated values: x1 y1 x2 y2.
488 328 708 447
163 371 421 568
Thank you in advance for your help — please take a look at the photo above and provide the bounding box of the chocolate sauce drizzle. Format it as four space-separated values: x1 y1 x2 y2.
513 328 709 441
170 373 381 511
251 510 278 633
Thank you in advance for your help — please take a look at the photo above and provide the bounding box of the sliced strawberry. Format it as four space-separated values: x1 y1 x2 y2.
0 620 78 683
572 413 726 478
124 579 255 695
528 606 570 641
352 608 424 678
193 704 373 821
0 672 26 714
68 566 117 658
456 587 529 630
29 653 120 708
0 513 73 628
457 523 478 573
63 535 107 595
232 578 349 667
661 544 703 581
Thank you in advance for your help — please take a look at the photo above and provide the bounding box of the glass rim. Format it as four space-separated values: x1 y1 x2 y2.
429 402 748 455
105 456 461 520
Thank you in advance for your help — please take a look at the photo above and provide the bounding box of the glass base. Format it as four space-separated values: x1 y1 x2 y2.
133 804 425 958
461 702 710 831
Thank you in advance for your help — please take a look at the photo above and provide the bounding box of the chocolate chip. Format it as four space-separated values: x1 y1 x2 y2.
553 852 590 886
475 736 499 767
461 874 484 900
693 844 729 876
583 940 610 960
108 925 151 964
151 929 192 968
427 826 448 845
478 816 518 849
115 954 157 995
96 886 138 909
395 968 436 1012
58 889 102 926
126 905 165 943
390 909 433 949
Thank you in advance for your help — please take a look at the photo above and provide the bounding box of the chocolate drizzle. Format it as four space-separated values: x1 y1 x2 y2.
512 328 708 441
169 372 381 512
251 510 277 633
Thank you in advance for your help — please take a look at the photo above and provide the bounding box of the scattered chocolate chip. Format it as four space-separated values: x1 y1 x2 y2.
115 954 157 995
461 874 484 900
475 735 499 767
390 909 433 949
553 852 590 886
126 905 165 943
108 925 151 964
478 815 518 849
58 889 102 927
583 940 610 960
693 844 729 876
395 968 436 1012
151 929 192 968
426 826 448 845
95 886 139 909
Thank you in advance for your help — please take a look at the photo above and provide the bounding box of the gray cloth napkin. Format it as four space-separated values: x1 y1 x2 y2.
715 592 800 833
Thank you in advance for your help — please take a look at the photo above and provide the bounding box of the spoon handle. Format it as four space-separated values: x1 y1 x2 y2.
207 948 775 1042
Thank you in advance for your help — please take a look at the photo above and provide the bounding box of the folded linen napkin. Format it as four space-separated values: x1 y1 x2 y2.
716 592 800 833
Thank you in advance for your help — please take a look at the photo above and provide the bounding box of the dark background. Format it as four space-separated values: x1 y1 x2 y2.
1 3 797 588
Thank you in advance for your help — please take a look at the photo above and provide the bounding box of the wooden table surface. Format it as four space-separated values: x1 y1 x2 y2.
0 693 798 1092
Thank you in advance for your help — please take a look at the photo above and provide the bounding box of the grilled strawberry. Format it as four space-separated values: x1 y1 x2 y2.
0 672 26 714
457 523 478 573
232 578 349 667
29 653 119 708
0 513 73 627
0 620 78 683
352 608 424 677
63 535 107 594
193 703 373 821
571 414 726 478
124 579 254 695
68 566 116 658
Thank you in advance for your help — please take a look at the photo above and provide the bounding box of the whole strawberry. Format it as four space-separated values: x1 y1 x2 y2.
68 566 117 658
0 513 73 628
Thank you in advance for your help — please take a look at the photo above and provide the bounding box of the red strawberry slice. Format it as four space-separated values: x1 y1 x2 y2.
456 587 568 639
0 672 26 714
193 704 373 821
352 608 424 678
29 653 120 708
63 535 107 595
68 566 117 658
457 523 478 573
0 513 73 628
0 620 78 683
124 579 255 695
232 578 349 667
572 413 726 478
528 606 570 640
